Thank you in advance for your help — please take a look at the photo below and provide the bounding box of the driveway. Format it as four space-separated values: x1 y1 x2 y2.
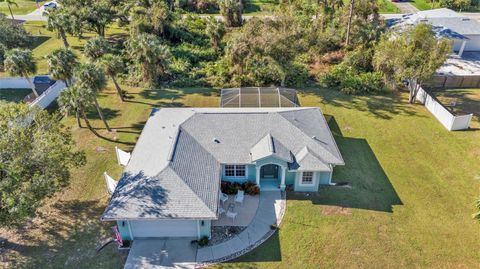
392 2 419 14
124 239 197 269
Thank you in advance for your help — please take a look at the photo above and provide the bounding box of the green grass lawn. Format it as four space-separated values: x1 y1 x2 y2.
376 0 401 13
411 0 440 11
0 21 128 77
0 88 31 102
0 85 479 268
433 88 480 128
0 0 44 16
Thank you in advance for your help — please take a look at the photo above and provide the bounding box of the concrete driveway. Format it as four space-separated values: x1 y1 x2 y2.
124 239 197 269
392 2 419 14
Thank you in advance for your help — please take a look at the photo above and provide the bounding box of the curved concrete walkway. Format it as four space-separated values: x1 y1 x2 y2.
196 190 285 267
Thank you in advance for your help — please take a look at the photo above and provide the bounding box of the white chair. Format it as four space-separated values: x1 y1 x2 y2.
104 172 118 195
115 146 131 166
220 192 229 205
234 190 244 205
226 210 237 223
218 207 226 216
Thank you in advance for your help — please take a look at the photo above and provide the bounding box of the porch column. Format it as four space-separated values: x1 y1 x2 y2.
458 40 467 58
256 166 260 187
280 166 286 190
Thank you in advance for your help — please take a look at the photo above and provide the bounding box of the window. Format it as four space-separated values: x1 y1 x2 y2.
224 165 246 177
301 172 314 184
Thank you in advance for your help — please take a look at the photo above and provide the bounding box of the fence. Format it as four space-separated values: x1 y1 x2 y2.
416 87 473 131
0 77 34 89
29 81 66 109
426 75 480 88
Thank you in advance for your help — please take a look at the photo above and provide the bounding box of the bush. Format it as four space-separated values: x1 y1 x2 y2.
321 64 384 95
0 14 30 49
221 181 260 195
198 236 209 246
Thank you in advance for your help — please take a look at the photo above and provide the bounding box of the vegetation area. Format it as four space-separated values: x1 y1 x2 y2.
412 0 480 11
0 0 479 268
0 88 30 101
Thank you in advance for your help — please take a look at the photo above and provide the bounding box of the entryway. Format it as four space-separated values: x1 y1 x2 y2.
260 164 280 190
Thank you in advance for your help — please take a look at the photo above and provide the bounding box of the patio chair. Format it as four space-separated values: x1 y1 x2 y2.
226 210 237 223
115 146 131 166
235 190 244 205
104 172 118 195
220 192 229 205
218 207 226 216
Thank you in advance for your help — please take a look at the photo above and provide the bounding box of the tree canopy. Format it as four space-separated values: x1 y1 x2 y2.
0 102 85 225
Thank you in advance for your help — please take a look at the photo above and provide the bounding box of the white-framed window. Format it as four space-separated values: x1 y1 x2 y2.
224 165 247 178
301 172 314 185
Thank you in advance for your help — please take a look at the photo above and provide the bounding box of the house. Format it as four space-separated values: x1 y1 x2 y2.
390 8 480 57
101 107 344 241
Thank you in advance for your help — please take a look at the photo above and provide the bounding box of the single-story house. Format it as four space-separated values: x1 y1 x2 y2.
101 107 344 241
389 8 480 57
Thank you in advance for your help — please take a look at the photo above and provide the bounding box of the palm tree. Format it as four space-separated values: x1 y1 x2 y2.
0 0 17 20
75 63 111 132
58 84 100 136
98 54 125 101
83 36 110 61
205 17 225 50
46 48 78 86
3 48 38 97
219 0 243 27
45 9 72 48
126 33 170 84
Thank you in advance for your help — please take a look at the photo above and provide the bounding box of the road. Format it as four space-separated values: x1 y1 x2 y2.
391 2 419 14
8 6 480 22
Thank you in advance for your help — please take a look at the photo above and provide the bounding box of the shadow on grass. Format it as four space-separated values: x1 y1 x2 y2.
299 87 420 120
27 36 50 50
288 116 403 213
86 107 120 121
124 87 219 107
2 200 125 268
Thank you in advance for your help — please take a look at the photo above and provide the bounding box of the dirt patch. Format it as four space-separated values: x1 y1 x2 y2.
321 205 352 216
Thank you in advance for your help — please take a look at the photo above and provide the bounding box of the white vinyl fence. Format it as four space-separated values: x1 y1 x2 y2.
0 77 34 89
29 81 67 109
416 87 473 131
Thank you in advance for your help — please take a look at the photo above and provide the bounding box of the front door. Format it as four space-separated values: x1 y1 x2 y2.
261 164 278 179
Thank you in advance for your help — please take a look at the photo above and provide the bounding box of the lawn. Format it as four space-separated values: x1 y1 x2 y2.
433 88 480 128
0 88 31 102
0 0 44 16
376 0 400 13
411 0 441 10
0 84 479 268
0 21 128 77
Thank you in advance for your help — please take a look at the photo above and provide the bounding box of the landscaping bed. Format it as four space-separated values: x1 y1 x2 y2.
0 88 31 102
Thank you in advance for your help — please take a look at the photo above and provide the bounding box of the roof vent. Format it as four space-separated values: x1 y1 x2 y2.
213 138 220 144
462 18 470 21
420 19 428 22
312 135 316 139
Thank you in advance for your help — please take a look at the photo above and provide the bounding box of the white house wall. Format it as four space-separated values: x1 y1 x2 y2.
464 35 480 51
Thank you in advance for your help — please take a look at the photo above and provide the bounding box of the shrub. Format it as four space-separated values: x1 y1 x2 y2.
221 181 259 195
198 236 209 246
321 64 384 95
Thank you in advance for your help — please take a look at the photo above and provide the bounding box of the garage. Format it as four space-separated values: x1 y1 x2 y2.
129 220 198 238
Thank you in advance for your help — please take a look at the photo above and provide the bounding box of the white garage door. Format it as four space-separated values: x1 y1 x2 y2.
129 220 198 238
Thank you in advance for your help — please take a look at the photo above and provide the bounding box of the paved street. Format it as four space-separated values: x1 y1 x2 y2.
392 2 419 14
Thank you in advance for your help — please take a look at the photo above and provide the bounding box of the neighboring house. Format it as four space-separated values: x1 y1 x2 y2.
390 8 480 57
101 107 344 240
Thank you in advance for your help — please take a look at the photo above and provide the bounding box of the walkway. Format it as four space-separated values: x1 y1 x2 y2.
196 190 285 267
392 2 419 14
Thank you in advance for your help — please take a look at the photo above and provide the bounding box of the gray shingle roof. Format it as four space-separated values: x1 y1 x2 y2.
289 146 331 171
102 107 343 221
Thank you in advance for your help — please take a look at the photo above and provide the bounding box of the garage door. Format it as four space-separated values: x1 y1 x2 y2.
129 220 198 238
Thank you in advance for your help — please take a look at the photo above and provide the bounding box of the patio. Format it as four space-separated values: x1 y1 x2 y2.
212 194 259 227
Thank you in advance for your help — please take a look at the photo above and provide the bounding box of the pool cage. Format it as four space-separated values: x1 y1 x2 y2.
220 87 300 108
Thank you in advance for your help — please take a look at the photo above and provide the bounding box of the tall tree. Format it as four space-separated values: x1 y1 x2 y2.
0 102 85 225
45 8 72 48
46 48 78 86
219 0 243 27
58 84 101 136
98 54 125 101
83 36 110 61
3 48 38 97
373 24 451 103
0 0 17 19
75 63 111 131
126 33 170 84
205 17 225 50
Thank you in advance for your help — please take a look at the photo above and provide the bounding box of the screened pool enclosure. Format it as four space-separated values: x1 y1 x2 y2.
220 87 300 108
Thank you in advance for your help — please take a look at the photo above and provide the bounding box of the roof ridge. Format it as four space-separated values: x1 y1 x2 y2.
276 110 343 164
